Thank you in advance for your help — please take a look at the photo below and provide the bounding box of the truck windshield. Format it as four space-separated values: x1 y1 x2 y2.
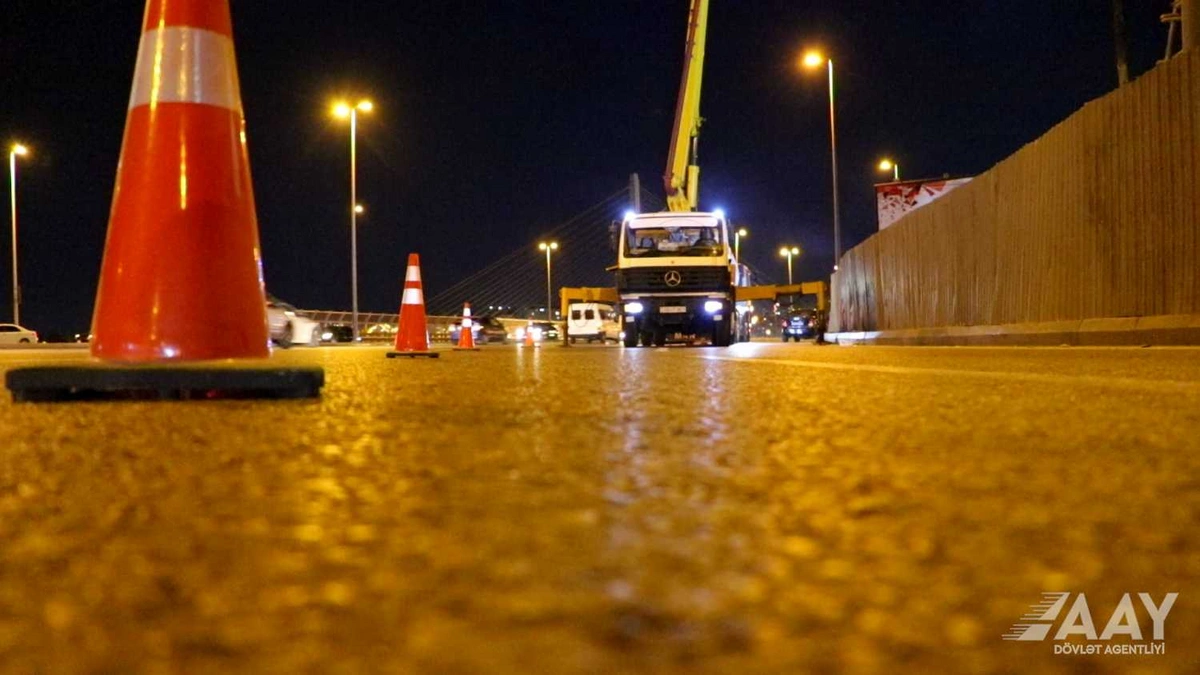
625 225 724 257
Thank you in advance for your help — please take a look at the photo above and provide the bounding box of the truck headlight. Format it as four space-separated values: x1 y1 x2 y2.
625 302 644 315
704 300 723 313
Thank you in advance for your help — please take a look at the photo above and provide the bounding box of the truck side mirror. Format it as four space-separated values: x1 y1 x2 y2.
609 220 620 251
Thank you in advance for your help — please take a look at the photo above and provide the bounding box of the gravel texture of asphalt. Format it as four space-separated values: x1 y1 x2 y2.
0 342 1198 673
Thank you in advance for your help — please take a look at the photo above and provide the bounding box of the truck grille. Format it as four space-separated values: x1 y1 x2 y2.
618 267 731 293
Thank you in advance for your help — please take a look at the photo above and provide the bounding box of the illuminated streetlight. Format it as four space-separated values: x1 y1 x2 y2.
800 49 841 271
354 204 365 215
331 98 374 341
878 158 899 181
779 245 801 286
9 144 30 324
734 227 749 265
538 241 559 321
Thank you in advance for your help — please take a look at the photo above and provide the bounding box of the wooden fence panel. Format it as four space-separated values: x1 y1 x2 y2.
834 50 1200 332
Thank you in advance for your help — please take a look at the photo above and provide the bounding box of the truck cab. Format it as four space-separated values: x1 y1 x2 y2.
616 211 739 347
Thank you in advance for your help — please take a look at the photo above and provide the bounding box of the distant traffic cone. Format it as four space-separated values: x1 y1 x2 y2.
5 0 323 401
523 320 537 348
387 254 439 359
454 303 480 351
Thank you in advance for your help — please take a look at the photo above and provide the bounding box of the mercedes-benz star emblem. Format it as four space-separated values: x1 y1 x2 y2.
663 271 683 287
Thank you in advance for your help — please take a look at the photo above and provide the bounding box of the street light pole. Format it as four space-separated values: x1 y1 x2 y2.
333 100 373 342
779 246 800 286
826 59 841 271
9 144 29 325
539 241 558 320
802 51 841 272
350 108 358 342
734 227 748 264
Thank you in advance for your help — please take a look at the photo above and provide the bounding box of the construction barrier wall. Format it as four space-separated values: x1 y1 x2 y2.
831 49 1200 335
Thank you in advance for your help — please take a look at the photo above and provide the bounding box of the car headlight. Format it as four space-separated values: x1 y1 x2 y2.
625 302 644 315
704 300 723 313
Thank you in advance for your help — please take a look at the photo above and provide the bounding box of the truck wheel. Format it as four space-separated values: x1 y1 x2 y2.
653 329 666 347
623 330 638 348
781 334 789 343
712 320 733 347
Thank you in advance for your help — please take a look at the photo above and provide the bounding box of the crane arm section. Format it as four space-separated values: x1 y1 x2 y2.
663 0 710 213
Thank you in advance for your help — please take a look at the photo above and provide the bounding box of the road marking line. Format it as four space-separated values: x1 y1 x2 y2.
700 355 1200 394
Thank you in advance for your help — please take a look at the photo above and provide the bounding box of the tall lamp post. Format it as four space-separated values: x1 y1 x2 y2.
332 99 374 342
878 158 900 182
538 241 558 320
801 50 841 271
9 143 29 324
734 227 748 264
779 246 801 286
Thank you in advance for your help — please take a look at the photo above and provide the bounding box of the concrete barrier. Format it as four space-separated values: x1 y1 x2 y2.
829 313 1200 346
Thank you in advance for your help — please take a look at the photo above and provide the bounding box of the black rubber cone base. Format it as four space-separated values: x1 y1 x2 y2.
386 351 440 359
452 347 480 352
5 364 324 402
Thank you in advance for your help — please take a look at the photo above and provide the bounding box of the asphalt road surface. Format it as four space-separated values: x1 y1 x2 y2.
1 343 1198 673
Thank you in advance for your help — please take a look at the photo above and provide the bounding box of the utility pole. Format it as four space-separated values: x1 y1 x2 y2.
629 173 642 213
1112 0 1130 85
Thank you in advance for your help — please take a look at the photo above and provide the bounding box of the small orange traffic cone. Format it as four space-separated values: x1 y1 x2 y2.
454 303 480 351
387 254 439 359
523 320 537 348
6 0 322 401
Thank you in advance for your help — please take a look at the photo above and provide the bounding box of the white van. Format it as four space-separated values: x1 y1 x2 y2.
567 302 620 344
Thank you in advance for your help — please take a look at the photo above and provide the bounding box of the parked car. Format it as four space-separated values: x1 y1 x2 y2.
781 309 818 342
362 323 397 342
449 315 508 345
266 298 323 348
567 303 619 343
324 324 354 343
0 323 38 344
514 321 560 343
532 321 560 341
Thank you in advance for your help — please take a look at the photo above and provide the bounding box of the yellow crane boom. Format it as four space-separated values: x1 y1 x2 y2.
663 0 710 212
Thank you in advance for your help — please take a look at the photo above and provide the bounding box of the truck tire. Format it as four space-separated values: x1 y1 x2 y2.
712 319 733 347
623 330 638 348
653 329 667 347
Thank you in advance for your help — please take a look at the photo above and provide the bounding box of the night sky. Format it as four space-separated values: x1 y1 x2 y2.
1 1 1175 334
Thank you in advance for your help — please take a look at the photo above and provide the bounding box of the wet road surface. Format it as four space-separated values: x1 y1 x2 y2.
1 343 1198 673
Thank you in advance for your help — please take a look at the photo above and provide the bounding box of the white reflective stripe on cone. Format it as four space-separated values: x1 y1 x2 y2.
403 288 424 305
406 266 421 282
129 27 242 111
463 319 473 328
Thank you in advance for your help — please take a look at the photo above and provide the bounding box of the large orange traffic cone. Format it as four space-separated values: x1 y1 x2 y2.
454 303 480 351
5 0 323 401
387 254 439 359
523 320 537 348
93 0 268 361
